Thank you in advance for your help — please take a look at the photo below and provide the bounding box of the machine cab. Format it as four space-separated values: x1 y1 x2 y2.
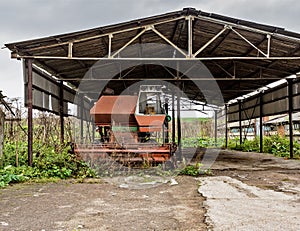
136 85 165 115
135 85 166 132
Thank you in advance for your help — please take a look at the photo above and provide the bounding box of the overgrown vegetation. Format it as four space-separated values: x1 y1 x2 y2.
0 143 96 188
0 111 96 188
228 136 300 158
182 137 224 148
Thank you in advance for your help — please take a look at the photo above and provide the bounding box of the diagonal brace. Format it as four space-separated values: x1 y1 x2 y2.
111 27 148 58
230 27 268 57
151 26 187 57
194 25 228 57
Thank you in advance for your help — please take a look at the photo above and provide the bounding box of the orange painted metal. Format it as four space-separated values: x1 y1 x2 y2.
90 95 138 126
135 115 165 132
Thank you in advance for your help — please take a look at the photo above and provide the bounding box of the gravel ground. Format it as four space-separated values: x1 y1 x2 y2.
0 148 299 230
0 176 205 231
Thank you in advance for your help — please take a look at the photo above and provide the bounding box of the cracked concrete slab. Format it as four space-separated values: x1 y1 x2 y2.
198 176 300 231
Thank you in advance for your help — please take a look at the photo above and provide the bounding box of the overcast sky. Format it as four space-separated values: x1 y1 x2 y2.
1 0 300 98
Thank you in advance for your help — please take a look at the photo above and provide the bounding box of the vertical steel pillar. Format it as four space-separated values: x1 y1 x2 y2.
80 95 84 143
164 98 169 143
214 110 218 146
27 59 33 166
176 81 182 160
59 81 64 145
172 91 175 143
287 79 294 158
238 100 242 145
259 92 264 153
225 104 228 148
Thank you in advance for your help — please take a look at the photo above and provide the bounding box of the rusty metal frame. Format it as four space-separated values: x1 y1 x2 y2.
11 14 300 61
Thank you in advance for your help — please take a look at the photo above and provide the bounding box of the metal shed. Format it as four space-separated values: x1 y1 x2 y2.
5 7 300 164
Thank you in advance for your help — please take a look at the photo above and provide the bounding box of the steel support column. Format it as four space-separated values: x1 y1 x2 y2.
176 81 182 160
238 100 242 145
287 79 294 158
259 92 264 153
164 98 169 143
225 104 228 148
59 81 64 145
172 91 175 143
214 110 218 146
27 59 33 166
80 95 84 143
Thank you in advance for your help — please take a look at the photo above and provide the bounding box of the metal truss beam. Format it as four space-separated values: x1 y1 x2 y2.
21 16 187 53
194 26 228 57
187 16 194 58
230 27 268 57
15 13 300 62
58 77 284 81
151 26 187 57
111 28 148 58
212 61 235 79
13 55 300 61
194 15 300 43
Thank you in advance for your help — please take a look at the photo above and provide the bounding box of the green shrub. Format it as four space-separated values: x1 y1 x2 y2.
0 142 96 188
179 163 202 176
0 165 28 188
182 137 224 148
228 136 300 159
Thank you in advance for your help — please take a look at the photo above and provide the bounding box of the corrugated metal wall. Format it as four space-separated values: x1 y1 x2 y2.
228 78 300 122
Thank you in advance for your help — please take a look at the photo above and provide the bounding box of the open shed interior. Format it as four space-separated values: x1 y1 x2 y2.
4 7 300 163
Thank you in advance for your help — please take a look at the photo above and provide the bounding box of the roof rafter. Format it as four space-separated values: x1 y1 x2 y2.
5 7 300 104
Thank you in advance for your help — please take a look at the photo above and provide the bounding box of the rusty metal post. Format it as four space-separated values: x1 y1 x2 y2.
287 79 294 159
176 81 182 160
238 99 242 145
225 104 228 148
164 98 169 143
172 90 175 143
259 92 264 153
214 110 218 146
59 81 64 145
80 95 84 143
27 59 33 166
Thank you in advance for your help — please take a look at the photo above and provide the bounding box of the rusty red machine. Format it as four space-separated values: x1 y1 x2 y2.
75 85 176 165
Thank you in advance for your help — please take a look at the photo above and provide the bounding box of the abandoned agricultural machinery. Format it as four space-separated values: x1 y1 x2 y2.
74 85 177 165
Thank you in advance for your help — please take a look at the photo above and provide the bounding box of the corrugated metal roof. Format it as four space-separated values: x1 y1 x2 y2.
5 8 300 104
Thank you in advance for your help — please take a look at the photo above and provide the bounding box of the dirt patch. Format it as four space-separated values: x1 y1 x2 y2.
212 169 300 194
0 176 206 231
194 148 300 195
